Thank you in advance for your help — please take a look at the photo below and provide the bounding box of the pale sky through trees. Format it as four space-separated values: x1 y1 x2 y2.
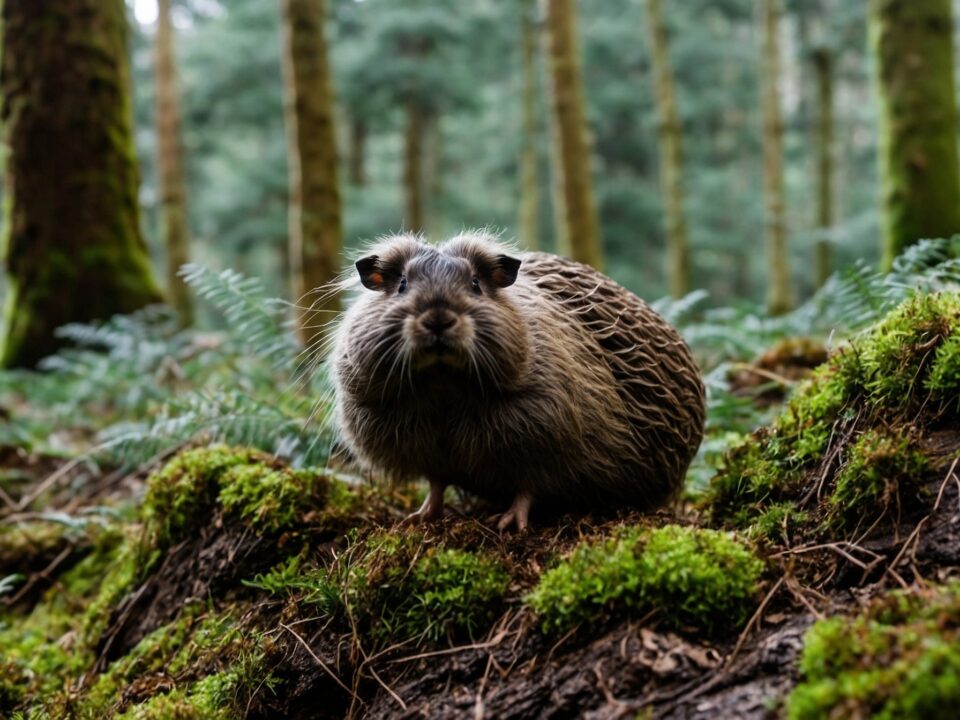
134 0 159 25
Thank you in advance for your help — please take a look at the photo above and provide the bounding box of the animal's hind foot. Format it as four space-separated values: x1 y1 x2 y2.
492 492 532 533
402 481 446 525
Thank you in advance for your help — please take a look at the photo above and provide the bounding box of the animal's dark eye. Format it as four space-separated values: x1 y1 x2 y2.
470 276 482 295
398 276 408 294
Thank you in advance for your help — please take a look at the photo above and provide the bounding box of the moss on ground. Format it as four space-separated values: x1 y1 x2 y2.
787 583 960 719
0 524 138 715
284 528 511 645
143 445 327 547
525 524 764 636
707 293 960 541
827 427 928 530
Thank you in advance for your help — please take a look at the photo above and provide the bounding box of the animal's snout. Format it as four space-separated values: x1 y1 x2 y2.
419 308 458 335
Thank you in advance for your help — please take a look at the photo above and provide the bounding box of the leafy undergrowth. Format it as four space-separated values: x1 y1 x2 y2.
2 291 960 718
707 292 960 548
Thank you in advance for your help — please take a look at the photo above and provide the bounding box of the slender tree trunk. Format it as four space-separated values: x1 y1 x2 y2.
545 0 603 269
645 0 691 298
279 0 343 345
155 0 193 327
870 0 960 268
518 0 541 250
425 117 445 240
403 102 427 235
760 0 791 315
0 0 162 369
812 48 834 288
348 116 367 187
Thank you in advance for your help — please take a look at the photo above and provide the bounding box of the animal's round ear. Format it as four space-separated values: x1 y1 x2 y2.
491 254 521 288
356 255 385 291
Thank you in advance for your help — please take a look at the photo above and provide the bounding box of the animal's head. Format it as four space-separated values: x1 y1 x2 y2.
340 232 529 396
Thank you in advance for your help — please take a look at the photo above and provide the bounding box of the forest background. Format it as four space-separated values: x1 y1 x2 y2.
0 0 923 324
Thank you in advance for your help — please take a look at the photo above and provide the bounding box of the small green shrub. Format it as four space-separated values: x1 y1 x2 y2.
526 525 764 636
787 583 960 720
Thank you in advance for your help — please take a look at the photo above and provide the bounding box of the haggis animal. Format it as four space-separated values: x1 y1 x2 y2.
331 232 705 530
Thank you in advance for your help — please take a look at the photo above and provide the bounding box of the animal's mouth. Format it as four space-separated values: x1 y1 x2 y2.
412 346 468 371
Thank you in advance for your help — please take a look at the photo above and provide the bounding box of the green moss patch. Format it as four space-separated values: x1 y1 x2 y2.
525 524 764 636
827 427 928 530
142 445 337 548
787 583 960 719
706 293 960 542
0 524 138 714
67 606 267 720
290 529 511 646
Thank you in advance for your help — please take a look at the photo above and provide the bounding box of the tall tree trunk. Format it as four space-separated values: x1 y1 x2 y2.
518 0 540 250
760 0 791 315
870 0 960 268
403 102 427 235
645 0 691 298
348 116 367 187
0 0 162 369
545 0 603 269
812 48 834 288
155 0 193 327
279 0 343 346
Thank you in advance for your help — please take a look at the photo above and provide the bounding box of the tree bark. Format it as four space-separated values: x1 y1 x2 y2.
518 0 540 251
545 0 603 269
812 48 834 288
870 0 960 268
0 0 162 369
279 0 344 346
403 102 427 235
155 0 193 327
760 0 791 315
645 0 691 298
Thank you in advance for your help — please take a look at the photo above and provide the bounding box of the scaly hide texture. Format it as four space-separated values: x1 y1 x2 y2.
332 231 705 513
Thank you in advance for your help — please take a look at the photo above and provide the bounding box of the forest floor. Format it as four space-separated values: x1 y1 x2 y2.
3 292 960 719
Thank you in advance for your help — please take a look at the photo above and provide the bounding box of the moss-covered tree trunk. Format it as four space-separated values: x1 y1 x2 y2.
0 0 162 369
279 0 343 344
760 0 791 315
812 48 834 288
545 0 603 269
518 0 541 251
646 0 690 298
870 0 960 269
155 0 193 327
403 102 427 235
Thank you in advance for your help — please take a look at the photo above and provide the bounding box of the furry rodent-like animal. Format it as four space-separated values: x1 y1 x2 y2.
332 231 705 530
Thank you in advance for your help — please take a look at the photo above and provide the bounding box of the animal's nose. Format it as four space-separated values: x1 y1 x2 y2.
420 309 458 335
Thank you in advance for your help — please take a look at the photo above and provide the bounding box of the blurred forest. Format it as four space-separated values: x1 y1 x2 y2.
4 0 960 717
2 0 943 320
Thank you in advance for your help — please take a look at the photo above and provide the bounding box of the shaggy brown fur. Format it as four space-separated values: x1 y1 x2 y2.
332 231 705 528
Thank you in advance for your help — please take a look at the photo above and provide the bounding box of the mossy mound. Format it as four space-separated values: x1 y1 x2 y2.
787 582 960 719
525 524 764 636
707 293 960 544
298 528 511 645
142 444 334 549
